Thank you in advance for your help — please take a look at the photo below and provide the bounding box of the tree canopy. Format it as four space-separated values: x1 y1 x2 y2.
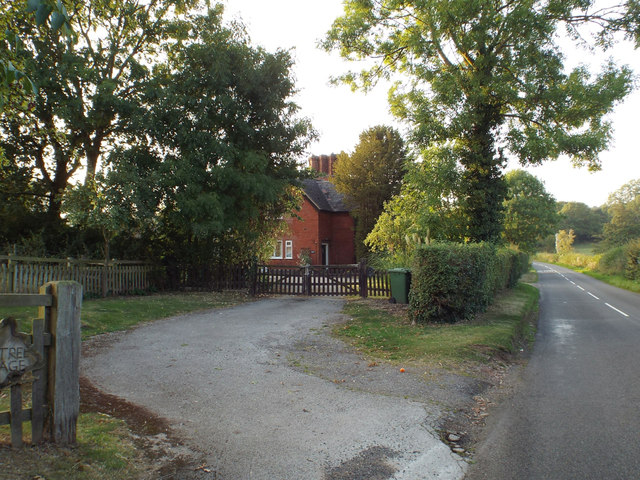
366 145 465 262
101 9 313 264
0 0 203 226
601 178 640 247
557 201 608 243
1 2 314 261
324 0 636 242
332 125 407 259
502 170 558 253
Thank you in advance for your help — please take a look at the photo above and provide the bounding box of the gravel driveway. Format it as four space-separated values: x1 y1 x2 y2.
82 297 471 479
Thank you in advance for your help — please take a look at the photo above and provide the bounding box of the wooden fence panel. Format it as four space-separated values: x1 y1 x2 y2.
0 256 152 297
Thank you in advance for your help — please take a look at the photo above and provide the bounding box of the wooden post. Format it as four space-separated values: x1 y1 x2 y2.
10 384 23 448
7 253 15 293
101 259 109 298
304 266 312 296
249 260 258 297
31 316 47 444
41 281 82 445
359 261 368 298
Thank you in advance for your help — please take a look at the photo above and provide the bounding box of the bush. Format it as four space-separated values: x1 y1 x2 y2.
625 238 640 280
597 246 626 276
409 243 529 324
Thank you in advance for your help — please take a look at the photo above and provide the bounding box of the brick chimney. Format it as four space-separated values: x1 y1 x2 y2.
308 154 337 176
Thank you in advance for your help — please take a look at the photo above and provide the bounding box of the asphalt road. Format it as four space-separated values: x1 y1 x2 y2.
82 297 466 480
466 262 640 480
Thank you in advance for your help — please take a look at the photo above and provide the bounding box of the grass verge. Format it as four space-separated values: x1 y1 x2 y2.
3 290 250 339
0 290 250 478
0 412 144 479
335 281 538 372
535 253 640 294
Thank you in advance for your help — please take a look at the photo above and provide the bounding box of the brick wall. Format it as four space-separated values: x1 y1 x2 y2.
269 196 355 266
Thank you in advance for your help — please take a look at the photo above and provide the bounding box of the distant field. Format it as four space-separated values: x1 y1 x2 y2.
572 242 597 254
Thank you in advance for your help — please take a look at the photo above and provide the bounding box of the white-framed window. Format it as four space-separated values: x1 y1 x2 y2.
271 240 283 259
285 240 293 259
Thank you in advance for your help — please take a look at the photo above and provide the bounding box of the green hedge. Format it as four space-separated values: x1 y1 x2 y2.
625 239 640 281
409 243 529 324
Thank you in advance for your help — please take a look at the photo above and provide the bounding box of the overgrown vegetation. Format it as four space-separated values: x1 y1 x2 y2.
336 281 538 371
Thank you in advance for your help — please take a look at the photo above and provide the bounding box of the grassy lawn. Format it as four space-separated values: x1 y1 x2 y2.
0 290 250 478
336 280 538 372
4 290 250 339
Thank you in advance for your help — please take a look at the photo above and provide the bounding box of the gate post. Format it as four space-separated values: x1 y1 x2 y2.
359 261 368 298
248 259 258 297
304 266 312 296
40 281 82 445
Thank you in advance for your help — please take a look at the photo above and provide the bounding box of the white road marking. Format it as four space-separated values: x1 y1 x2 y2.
605 303 630 317
588 292 600 300
577 285 585 291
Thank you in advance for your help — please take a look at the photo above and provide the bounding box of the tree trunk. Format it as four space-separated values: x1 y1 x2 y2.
459 103 506 243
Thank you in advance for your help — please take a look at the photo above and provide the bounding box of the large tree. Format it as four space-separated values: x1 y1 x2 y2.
324 0 635 242
601 178 640 247
102 9 313 265
366 145 466 261
0 0 201 226
502 170 558 253
557 201 608 243
332 125 407 259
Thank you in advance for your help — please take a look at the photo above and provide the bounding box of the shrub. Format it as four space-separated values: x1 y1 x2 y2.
409 243 528 324
597 246 626 276
625 238 640 280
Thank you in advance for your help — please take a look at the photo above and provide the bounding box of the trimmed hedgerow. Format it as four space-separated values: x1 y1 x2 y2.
409 243 529 324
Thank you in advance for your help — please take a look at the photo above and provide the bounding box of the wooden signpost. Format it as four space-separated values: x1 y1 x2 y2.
0 281 81 447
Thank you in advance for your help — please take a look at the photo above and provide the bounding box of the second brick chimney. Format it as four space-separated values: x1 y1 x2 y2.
308 154 338 176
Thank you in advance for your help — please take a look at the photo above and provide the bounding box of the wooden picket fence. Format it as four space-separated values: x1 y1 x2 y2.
0 255 153 297
0 282 81 447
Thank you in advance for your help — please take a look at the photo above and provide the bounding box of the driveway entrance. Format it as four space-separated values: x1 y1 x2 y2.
82 297 466 479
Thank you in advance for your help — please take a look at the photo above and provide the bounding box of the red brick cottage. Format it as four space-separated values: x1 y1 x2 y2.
269 155 356 266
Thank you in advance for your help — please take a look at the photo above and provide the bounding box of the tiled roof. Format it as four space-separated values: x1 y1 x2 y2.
302 179 349 213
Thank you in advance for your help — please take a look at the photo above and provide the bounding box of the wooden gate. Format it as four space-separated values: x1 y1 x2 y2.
0 281 81 447
254 264 391 298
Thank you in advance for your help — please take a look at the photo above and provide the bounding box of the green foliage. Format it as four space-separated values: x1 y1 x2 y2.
106 9 313 265
624 238 640 281
324 0 635 242
62 177 132 260
332 125 407 260
601 179 640 247
557 202 608 243
409 243 529 324
366 145 465 259
597 245 626 276
1 0 202 227
1 3 312 261
556 229 576 254
503 170 558 253
536 239 640 293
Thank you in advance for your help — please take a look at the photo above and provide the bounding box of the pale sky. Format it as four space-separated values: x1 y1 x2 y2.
222 0 640 208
